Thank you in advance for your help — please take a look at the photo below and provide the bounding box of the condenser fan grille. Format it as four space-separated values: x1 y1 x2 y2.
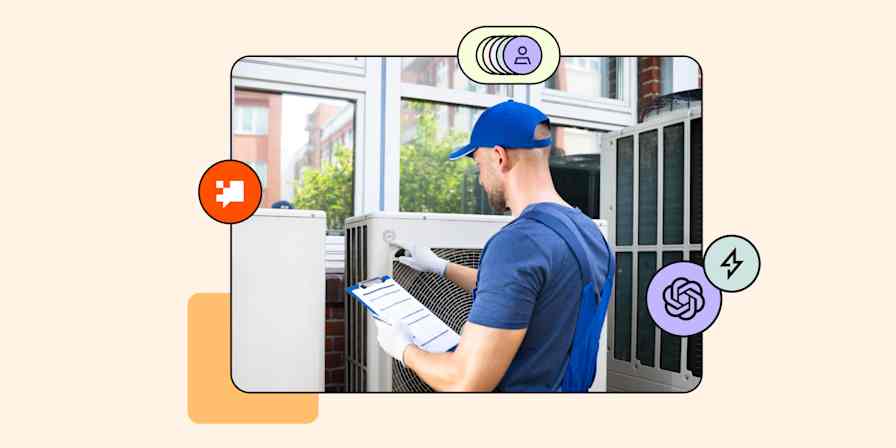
391 248 482 392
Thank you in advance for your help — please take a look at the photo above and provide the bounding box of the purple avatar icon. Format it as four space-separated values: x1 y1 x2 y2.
476 35 542 76
503 36 541 75
647 261 722 336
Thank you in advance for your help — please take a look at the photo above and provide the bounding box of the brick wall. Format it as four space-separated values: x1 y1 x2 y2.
638 56 663 121
324 274 346 392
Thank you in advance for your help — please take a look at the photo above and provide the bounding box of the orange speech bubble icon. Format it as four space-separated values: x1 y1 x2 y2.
198 160 262 224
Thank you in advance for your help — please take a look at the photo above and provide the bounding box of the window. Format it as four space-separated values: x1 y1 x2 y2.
400 99 507 215
660 57 701 95
545 57 623 100
232 89 355 232
246 160 269 188
401 57 513 96
549 125 605 218
234 105 269 135
551 125 602 157
399 99 489 214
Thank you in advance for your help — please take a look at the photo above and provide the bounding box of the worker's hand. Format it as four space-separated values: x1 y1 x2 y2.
392 240 449 276
375 319 414 365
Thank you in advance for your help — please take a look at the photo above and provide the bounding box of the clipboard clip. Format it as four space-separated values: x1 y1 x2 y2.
358 277 386 289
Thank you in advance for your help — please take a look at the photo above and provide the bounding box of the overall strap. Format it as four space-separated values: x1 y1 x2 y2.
563 214 615 346
524 210 596 283
525 210 614 320
523 208 614 391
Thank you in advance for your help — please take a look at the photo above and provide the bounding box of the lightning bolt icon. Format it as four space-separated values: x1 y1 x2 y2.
720 248 743 279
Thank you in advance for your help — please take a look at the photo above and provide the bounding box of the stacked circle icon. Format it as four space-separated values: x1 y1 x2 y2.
663 278 705 320
476 35 542 75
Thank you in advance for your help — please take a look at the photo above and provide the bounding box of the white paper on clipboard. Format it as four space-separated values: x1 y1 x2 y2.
347 276 460 353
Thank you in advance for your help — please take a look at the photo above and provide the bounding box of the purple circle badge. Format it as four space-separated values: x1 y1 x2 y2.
503 36 541 75
647 261 722 336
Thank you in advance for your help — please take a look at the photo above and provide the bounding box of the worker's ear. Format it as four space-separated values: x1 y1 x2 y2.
493 145 510 172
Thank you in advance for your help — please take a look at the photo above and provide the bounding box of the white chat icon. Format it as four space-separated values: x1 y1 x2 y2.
215 180 245 208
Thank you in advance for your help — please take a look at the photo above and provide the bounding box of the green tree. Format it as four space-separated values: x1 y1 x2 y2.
292 143 353 231
291 102 497 232
399 101 481 214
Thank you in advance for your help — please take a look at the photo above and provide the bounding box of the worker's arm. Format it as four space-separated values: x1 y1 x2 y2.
403 322 525 392
444 263 477 293
393 240 477 293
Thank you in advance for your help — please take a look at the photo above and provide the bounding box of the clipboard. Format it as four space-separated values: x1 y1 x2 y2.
346 275 460 353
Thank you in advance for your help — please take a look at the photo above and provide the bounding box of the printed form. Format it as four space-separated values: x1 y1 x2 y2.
349 277 460 353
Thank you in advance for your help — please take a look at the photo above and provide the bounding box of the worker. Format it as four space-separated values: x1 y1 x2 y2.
376 100 614 392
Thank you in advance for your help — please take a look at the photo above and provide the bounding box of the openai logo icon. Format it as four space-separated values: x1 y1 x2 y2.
663 277 705 320
647 262 722 336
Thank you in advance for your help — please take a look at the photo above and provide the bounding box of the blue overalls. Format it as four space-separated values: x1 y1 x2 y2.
507 208 615 392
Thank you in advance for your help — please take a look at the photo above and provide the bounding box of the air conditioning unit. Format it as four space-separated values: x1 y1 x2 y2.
600 104 703 392
232 209 326 392
344 211 609 392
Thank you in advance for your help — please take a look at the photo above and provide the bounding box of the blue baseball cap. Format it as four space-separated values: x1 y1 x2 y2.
448 100 552 161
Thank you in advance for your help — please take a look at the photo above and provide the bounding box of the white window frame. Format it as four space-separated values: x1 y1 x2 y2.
383 57 526 212
233 105 270 135
231 56 642 221
232 57 383 217
532 57 638 128
237 57 367 77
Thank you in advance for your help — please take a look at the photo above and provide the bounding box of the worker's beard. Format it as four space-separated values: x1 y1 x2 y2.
485 182 508 213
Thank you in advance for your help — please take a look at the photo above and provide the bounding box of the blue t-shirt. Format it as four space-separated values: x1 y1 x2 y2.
467 202 612 392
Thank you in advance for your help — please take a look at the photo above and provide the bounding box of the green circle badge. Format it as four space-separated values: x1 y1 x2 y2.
703 235 761 293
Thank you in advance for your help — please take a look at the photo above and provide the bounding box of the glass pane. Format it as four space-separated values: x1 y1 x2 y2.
636 252 656 367
233 89 355 232
613 252 632 362
616 136 634 245
663 123 685 244
255 107 268 135
401 57 512 96
690 118 703 244
551 126 602 157
660 252 683 372
400 100 503 215
638 130 658 245
550 126 604 219
545 57 623 100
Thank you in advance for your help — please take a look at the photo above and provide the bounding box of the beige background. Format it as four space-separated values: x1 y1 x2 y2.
1 1 893 445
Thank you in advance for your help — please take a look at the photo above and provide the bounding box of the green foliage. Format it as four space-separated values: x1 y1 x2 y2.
292 143 353 231
399 101 477 214
291 101 489 232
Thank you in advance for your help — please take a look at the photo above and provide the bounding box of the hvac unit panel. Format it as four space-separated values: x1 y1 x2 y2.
391 248 483 392
601 106 703 392
345 212 610 393
232 209 326 392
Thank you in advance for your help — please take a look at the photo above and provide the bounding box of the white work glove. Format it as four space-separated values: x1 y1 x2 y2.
375 319 414 365
392 240 449 276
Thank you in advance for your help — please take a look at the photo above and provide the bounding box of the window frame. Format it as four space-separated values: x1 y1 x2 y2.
231 73 370 222
531 57 638 128
237 57 367 77
234 56 643 219
387 57 639 214
233 105 270 136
